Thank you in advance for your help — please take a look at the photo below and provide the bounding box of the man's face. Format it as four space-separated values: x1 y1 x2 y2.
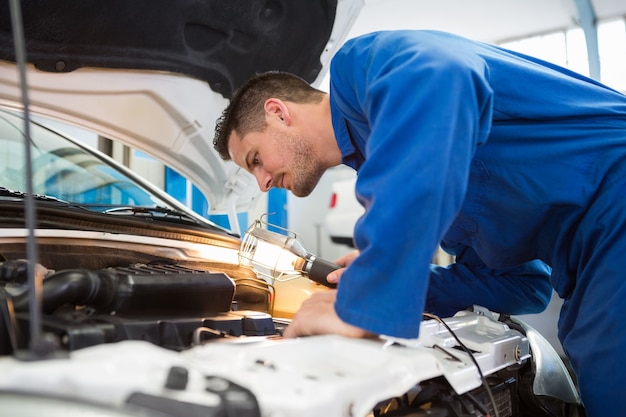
228 125 326 197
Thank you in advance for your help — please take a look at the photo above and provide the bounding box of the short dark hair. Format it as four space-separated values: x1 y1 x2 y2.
213 71 325 161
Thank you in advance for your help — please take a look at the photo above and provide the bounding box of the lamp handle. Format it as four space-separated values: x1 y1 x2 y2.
307 257 339 288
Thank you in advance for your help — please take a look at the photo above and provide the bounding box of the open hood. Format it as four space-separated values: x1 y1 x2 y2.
0 0 363 219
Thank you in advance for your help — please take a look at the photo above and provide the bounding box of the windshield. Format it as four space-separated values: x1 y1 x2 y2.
0 109 171 208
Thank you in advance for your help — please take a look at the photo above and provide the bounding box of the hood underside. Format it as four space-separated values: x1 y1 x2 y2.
0 0 363 221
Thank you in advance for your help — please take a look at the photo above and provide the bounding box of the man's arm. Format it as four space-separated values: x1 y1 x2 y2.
331 31 495 339
426 244 553 318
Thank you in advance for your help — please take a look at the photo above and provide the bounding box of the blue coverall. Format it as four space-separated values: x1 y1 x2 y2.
329 30 626 416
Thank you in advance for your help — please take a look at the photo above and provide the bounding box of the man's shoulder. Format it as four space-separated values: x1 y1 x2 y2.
347 29 473 48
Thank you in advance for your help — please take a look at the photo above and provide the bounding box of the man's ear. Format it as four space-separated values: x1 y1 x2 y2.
264 98 291 125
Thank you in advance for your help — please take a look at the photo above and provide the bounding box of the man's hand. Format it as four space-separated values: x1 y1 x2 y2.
326 249 359 285
282 290 373 338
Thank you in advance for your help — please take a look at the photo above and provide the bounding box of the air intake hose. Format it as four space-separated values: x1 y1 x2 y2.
11 269 117 314
11 265 235 316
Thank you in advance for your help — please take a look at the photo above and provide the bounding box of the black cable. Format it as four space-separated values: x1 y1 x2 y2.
423 312 500 417
464 391 492 416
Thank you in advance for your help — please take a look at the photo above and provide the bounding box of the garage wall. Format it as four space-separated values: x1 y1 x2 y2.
288 166 357 260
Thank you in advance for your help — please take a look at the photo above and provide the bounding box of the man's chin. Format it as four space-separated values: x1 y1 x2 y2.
291 189 312 198
290 171 324 197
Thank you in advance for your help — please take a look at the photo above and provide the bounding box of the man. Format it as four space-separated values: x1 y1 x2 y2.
214 30 626 416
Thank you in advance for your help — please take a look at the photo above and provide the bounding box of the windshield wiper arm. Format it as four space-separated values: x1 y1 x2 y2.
0 186 73 204
102 205 201 224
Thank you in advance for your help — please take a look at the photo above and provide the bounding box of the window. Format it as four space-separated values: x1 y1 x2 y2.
499 17 626 92
598 18 626 92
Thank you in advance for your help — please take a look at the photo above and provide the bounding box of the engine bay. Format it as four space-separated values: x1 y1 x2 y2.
0 250 581 417
1 260 281 354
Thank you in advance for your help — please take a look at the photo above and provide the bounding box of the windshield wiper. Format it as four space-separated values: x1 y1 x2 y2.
0 187 202 225
0 186 73 204
101 205 201 224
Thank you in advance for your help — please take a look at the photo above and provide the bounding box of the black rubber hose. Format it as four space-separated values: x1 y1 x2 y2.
0 260 29 284
11 270 118 314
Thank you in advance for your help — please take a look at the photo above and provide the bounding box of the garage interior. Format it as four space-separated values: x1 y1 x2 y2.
19 0 626 365
3 0 626 415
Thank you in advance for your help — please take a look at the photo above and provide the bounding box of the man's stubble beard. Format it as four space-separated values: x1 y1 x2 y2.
281 130 326 198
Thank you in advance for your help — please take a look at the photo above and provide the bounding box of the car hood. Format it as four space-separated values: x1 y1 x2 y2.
0 0 362 219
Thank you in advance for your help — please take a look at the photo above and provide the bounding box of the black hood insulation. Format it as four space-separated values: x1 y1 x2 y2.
0 0 338 98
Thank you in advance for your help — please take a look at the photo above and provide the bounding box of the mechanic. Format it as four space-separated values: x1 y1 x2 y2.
213 30 626 417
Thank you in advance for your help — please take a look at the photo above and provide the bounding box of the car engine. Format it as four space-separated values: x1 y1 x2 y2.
1 260 277 353
0 248 583 417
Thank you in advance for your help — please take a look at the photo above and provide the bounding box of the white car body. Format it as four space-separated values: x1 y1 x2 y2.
324 176 363 247
0 309 581 417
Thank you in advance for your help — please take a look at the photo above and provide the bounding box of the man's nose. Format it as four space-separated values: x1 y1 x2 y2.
255 170 272 192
